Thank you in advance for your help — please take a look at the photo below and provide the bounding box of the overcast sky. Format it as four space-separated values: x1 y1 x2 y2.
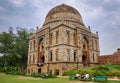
0 0 120 55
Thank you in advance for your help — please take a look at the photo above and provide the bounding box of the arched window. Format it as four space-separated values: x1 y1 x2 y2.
29 55 31 64
50 51 53 61
56 30 59 44
93 53 95 63
41 44 44 51
83 44 86 49
66 30 70 44
92 39 94 49
33 40 35 50
74 52 76 61
67 49 70 61
95 40 97 50
30 55 32 64
73 33 76 45
56 50 58 61
50 33 53 44
30 41 32 51
31 55 33 63
33 54 35 64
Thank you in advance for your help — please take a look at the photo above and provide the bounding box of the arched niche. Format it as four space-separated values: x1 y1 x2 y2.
38 36 45 67
81 34 90 66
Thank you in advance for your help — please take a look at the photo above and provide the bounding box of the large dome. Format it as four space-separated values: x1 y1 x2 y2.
44 4 84 25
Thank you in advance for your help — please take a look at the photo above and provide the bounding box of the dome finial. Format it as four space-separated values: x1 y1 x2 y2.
61 3 66 6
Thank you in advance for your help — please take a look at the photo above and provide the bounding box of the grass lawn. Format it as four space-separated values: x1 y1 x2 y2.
0 73 120 83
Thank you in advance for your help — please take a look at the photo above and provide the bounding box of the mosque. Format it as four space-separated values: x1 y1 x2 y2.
27 4 100 75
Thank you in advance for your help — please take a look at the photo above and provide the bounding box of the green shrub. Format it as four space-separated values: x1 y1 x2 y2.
3 66 21 73
47 73 57 78
40 73 46 78
63 64 120 77
32 73 40 77
24 73 31 76
3 66 8 72
6 71 25 75
63 70 78 76
6 71 11 75
0 67 3 72
112 65 120 69
6 71 17 75
98 65 109 70
16 71 25 75
94 70 107 76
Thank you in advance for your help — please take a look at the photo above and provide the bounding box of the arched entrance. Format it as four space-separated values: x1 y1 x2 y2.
82 55 86 62
55 69 59 75
38 68 41 73
82 55 87 66
41 55 45 63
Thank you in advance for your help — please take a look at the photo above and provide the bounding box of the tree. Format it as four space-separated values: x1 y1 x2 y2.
0 27 34 72
0 32 14 53
15 27 34 71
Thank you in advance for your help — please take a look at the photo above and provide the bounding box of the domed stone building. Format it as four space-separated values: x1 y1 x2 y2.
27 4 100 75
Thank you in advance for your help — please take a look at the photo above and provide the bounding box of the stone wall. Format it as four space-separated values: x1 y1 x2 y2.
41 62 84 75
98 48 120 65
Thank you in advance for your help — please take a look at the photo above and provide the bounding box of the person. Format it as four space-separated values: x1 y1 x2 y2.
38 60 44 66
75 73 81 79
45 73 48 77
84 73 90 80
